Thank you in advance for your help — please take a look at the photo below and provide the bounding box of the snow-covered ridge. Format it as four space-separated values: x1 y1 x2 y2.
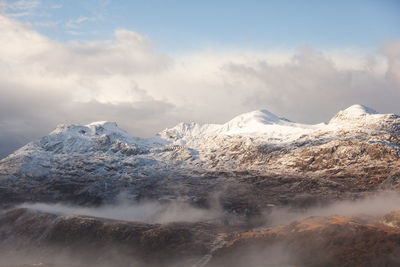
160 104 398 146
49 121 139 145
2 104 398 168
51 121 125 136
45 104 396 145
13 121 168 157
160 109 317 144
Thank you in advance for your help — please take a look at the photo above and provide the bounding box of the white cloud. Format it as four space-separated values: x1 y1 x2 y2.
0 14 399 158
6 0 40 10
0 0 40 17
34 20 59 28
384 39 400 87
50 4 62 9
66 16 97 29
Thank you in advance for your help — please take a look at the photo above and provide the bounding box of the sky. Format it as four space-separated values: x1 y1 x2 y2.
3 0 400 49
0 0 399 158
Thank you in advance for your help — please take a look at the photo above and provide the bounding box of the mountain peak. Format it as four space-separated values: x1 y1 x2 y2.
329 104 378 124
159 109 294 141
226 109 289 127
341 104 377 116
209 109 298 136
31 121 149 155
87 121 119 128
86 121 123 135
51 121 122 136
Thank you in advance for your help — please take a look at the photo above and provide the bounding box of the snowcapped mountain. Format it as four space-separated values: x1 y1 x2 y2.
0 104 399 209
160 108 318 144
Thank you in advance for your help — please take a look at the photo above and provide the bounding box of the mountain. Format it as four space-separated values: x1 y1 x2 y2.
1 104 400 266
0 104 399 214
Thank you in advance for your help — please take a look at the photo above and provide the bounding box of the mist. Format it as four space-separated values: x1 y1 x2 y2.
16 190 400 227
19 199 223 224
264 191 400 227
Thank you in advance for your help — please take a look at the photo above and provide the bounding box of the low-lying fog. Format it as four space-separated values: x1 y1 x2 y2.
266 190 400 226
17 191 400 226
20 199 222 224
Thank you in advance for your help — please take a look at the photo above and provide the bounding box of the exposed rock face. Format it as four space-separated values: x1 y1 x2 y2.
2 208 400 267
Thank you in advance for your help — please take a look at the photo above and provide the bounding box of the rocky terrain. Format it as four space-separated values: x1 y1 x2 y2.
209 210 400 267
1 207 400 267
0 104 400 266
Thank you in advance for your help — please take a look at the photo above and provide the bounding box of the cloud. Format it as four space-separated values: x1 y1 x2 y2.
50 4 62 9
20 199 222 224
0 15 176 157
0 0 40 17
0 14 399 158
34 20 60 28
384 39 400 87
5 0 40 11
66 16 97 29
265 191 400 226
217 46 398 123
132 46 398 125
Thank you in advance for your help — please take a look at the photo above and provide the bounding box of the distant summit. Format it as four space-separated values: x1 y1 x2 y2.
225 109 290 127
329 104 379 124
342 104 377 115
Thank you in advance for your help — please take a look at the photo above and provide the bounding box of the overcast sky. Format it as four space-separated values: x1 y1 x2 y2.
0 0 400 158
